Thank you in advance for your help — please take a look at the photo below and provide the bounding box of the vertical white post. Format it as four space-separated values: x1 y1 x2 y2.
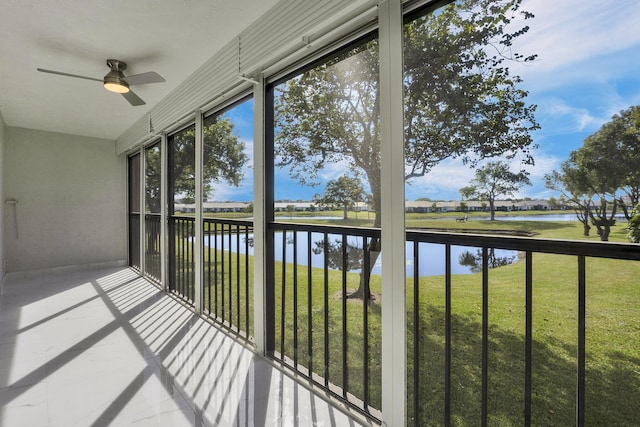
379 0 406 425
139 143 146 276
253 75 266 353
160 133 168 291
194 112 204 314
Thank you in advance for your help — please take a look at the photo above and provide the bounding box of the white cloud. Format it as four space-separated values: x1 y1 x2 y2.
405 158 476 200
537 98 601 133
510 0 640 88
404 149 560 201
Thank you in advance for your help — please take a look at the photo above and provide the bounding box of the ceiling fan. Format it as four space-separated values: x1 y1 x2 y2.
37 59 165 106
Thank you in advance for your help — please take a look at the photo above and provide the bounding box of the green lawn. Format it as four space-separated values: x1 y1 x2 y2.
181 211 639 425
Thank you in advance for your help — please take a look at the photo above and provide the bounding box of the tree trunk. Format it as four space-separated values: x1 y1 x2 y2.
343 204 348 220
575 205 590 236
489 199 496 221
347 179 381 301
347 239 380 300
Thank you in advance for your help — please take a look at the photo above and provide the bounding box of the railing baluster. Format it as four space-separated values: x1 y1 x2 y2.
245 224 250 336
237 224 241 330
413 240 419 427
342 233 348 398
307 231 313 377
190 220 195 300
525 251 533 427
182 220 185 297
184 220 188 298
293 231 299 367
281 230 287 360
205 222 216 314
221 221 226 321
180 220 185 297
324 232 330 387
228 222 233 325
577 255 586 427
363 235 371 409
445 243 451 426
482 246 489 427
214 222 219 318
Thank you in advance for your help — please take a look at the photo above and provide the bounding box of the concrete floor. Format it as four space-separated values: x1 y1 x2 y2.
0 267 369 426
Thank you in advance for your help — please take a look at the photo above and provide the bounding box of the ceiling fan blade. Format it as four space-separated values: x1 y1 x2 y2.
122 71 165 85
122 90 145 106
37 68 102 82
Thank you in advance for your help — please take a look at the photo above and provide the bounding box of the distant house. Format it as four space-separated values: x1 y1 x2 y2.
177 199 552 214
175 202 251 213
274 202 315 212
203 202 250 213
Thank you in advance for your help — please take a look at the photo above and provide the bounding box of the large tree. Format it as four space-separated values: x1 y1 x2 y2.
545 169 594 236
313 175 366 220
547 106 640 241
169 118 248 209
152 119 246 246
595 106 640 220
274 0 538 298
460 161 531 220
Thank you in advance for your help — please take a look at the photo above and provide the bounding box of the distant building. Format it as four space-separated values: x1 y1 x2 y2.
175 199 552 214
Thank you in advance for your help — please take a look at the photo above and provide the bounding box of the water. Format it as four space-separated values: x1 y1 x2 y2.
473 213 578 221
472 213 627 222
204 231 518 277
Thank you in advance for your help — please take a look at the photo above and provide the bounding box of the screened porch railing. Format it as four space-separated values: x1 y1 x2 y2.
144 214 162 283
203 218 253 340
266 222 640 426
128 213 141 271
168 216 196 304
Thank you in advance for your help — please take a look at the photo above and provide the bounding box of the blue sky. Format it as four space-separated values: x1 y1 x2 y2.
209 0 640 203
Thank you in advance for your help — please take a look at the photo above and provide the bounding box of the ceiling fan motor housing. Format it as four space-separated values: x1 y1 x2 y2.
103 59 129 90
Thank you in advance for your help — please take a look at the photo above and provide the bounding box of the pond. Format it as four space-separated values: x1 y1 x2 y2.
473 213 578 221
203 231 519 277
472 213 628 222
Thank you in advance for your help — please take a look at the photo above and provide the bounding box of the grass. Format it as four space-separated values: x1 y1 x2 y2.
168 211 639 425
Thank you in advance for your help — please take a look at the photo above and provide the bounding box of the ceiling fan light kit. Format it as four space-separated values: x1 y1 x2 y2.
103 59 130 93
37 58 165 106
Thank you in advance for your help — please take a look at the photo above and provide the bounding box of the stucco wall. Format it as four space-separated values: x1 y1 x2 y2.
3 127 126 272
0 112 5 281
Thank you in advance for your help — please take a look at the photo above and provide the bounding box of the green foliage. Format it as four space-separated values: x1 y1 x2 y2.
312 175 365 219
145 144 162 212
274 0 538 229
169 118 248 205
404 0 539 179
460 161 531 220
627 204 640 243
546 105 640 240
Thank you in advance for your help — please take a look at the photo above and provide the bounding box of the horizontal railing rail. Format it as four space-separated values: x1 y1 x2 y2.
406 229 640 260
203 217 254 340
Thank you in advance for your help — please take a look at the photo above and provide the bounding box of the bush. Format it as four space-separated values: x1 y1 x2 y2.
627 204 640 243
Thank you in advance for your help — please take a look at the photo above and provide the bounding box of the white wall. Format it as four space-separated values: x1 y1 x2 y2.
3 127 126 272
0 111 6 281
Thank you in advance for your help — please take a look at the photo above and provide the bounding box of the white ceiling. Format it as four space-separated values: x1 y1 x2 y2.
0 0 280 140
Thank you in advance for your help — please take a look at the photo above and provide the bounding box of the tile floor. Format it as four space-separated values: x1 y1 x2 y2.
0 267 372 426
